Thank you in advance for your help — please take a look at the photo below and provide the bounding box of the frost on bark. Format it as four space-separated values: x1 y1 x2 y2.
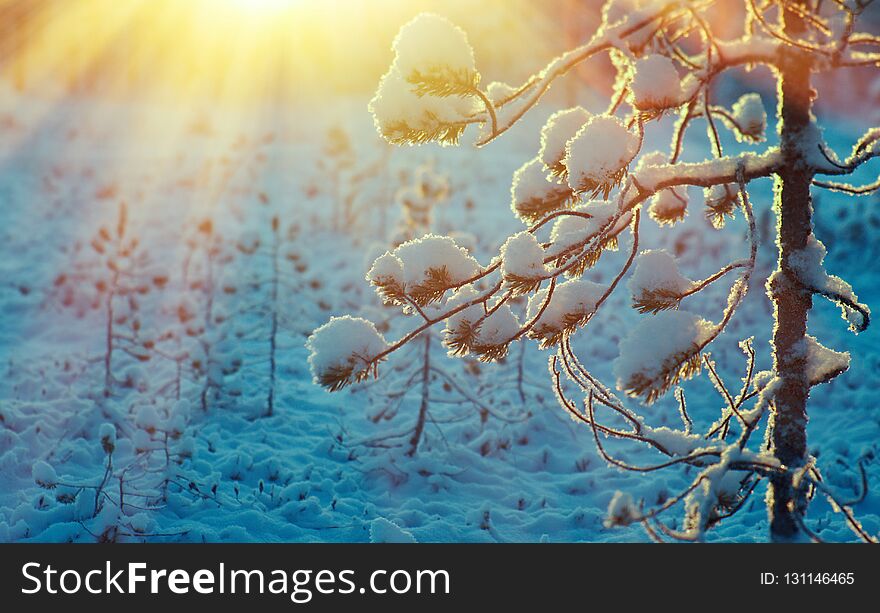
310 1 879 542
766 3 814 542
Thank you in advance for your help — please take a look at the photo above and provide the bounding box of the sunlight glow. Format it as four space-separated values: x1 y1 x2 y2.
224 0 302 16
1 0 548 105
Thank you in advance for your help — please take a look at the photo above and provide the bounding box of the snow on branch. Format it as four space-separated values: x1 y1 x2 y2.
367 2 791 150
803 335 850 387
370 14 486 146
626 149 781 195
787 234 871 333
811 127 880 196
614 310 713 403
307 316 389 391
510 156 577 224
313 0 880 541
310 146 772 395
471 6 784 147
539 106 592 179
527 279 607 348
471 2 682 145
367 234 480 308
628 249 694 314
566 116 641 199
500 231 548 295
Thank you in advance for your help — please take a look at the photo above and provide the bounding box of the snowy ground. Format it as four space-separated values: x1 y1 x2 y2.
0 82 878 543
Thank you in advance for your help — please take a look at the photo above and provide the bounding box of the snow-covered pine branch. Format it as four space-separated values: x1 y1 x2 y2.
307 316 389 392
309 0 880 542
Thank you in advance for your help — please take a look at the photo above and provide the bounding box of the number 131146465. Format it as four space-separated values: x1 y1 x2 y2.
760 572 855 585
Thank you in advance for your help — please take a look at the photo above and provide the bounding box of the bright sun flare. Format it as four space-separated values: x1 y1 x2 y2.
3 0 538 106
227 0 299 14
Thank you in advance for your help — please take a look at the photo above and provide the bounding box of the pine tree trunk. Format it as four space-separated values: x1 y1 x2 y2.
767 5 814 541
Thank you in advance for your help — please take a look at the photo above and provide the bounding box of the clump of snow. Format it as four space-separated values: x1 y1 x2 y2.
510 156 574 223
716 470 752 502
628 250 693 302
789 235 870 333
136 405 162 433
166 412 186 438
370 68 478 145
752 370 775 392
602 0 644 27
604 491 637 527
99 423 116 454
369 14 480 146
33 461 57 489
475 305 520 346
682 450 740 536
564 115 639 194
703 184 739 227
370 517 417 543
730 93 767 141
394 234 479 287
642 425 703 456
501 232 547 280
177 296 197 324
367 235 479 301
392 13 475 82
444 284 483 341
512 157 552 205
527 279 606 334
486 80 517 104
171 399 191 418
448 230 476 254
366 252 404 286
546 200 618 257
539 107 591 172
442 286 519 356
634 150 667 172
307 316 389 389
704 184 738 209
176 437 196 461
648 188 688 225
613 311 713 399
128 512 153 534
630 55 683 111
803 335 850 386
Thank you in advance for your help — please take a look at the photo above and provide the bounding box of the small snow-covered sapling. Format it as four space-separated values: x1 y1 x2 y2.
316 127 393 234
391 162 449 244
53 201 163 397
33 417 193 542
319 127 355 231
224 214 310 417
177 217 240 411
